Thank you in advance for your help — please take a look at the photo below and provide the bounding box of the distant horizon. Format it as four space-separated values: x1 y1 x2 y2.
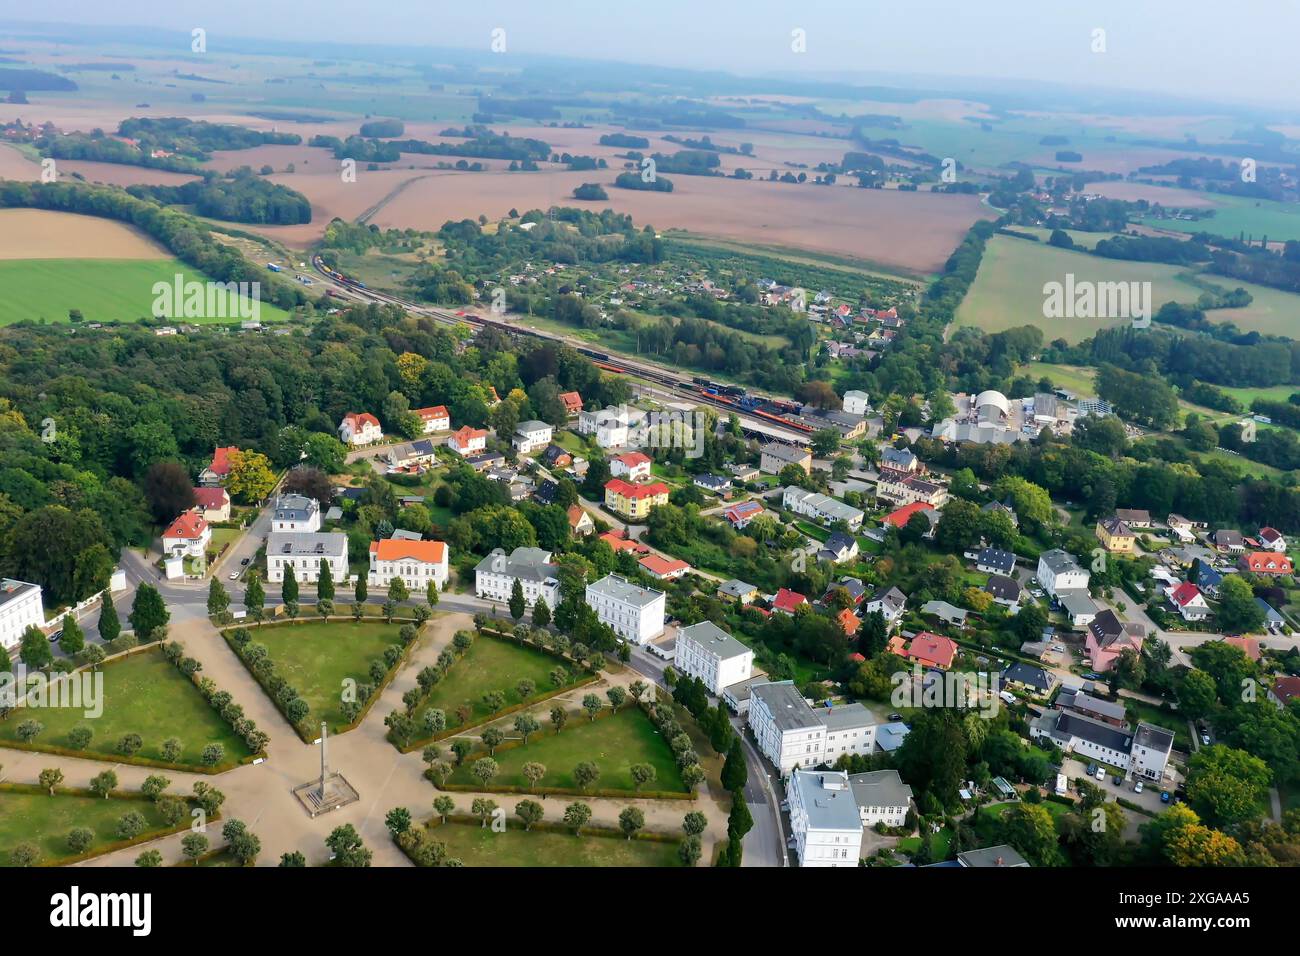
0 0 1297 114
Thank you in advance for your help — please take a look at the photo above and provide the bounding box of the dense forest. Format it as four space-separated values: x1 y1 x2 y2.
128 169 312 225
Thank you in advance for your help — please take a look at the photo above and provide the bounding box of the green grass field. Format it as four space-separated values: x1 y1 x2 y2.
248 620 408 732
422 818 682 867
0 787 189 866
0 258 291 326
1136 193 1300 244
414 633 588 734
956 236 1300 344
446 706 687 794
0 648 252 770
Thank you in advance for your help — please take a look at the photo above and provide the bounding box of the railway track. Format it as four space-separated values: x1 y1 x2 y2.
308 256 810 442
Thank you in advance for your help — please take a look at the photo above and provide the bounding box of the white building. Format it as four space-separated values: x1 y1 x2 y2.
512 420 554 455
609 451 653 482
748 680 876 775
585 573 666 645
1037 549 1090 598
161 510 210 559
447 427 488 457
788 770 863 867
675 621 754 696
338 412 383 446
270 494 321 533
782 487 864 530
368 539 449 591
842 390 870 417
265 532 349 584
413 405 450 434
579 406 647 449
1031 710 1174 783
863 586 907 630
0 579 44 651
474 547 561 609
848 770 914 828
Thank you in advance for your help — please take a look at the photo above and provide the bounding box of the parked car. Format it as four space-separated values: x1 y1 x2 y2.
1133 781 1144 794
887 713 903 722
1113 774 1123 786
1085 763 1098 776
1160 791 1171 804
229 571 240 580
48 629 62 643
241 557 250 566
1201 733 1211 746
1095 766 1106 781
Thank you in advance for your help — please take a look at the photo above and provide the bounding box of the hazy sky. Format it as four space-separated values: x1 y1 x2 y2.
2 0 1295 108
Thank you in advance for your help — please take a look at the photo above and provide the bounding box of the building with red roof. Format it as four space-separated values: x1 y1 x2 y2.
447 426 488 457
1241 552 1294 575
559 391 584 416
192 486 230 522
772 588 808 615
1167 581 1210 622
882 501 934 530
413 405 450 433
199 445 239 486
638 554 690 580
906 632 958 670
837 608 861 636
1269 675 1300 709
162 509 211 558
368 538 449 590
339 412 383 446
609 451 653 482
599 531 650 555
723 499 764 529
604 479 670 520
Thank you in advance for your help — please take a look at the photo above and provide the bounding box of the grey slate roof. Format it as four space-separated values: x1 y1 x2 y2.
679 621 752 662
848 769 913 810
790 770 862 832
267 531 346 558
958 845 1030 867
586 573 664 608
1133 721 1174 755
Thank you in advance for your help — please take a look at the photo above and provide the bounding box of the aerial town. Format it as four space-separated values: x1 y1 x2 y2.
0 3 1294 920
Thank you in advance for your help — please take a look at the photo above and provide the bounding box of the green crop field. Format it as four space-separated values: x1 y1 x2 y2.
0 647 253 770
0 258 291 326
1136 193 1300 244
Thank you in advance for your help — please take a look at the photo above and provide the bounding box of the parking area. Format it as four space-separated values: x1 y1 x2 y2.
1062 757 1176 816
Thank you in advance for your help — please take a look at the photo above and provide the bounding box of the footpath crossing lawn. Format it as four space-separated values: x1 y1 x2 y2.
424 819 682 867
248 621 407 732
446 706 687 794
0 788 186 866
414 633 587 732
0 647 251 770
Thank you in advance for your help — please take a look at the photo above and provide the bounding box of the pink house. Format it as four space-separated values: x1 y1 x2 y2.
1085 609 1147 672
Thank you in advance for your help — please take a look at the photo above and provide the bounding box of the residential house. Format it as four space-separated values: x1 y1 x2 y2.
413 406 450 433
638 554 690 580
271 494 321 533
864 586 907 629
532 478 562 507
609 451 653 482
1223 636 1262 662
985 574 1022 609
748 681 877 775
162 510 210 558
975 547 1016 576
788 770 862 867
338 412 383 446
1213 529 1246 553
1166 514 1195 542
723 500 764 530
982 500 1019 527
1241 552 1294 576
0 579 44 652
265 531 348 584
848 770 912 828
1166 582 1210 622
875 471 948 508
1058 590 1099 628
512 420 554 455
1190 559 1223 597
759 443 812 476
599 531 649 555
558 391 584 417
567 505 594 537
198 445 238 487
1056 687 1127 728
1115 509 1152 528
879 446 921 473
818 531 859 564
836 608 861 636
728 463 761 483
842 390 870 416
475 546 560 608
1268 675 1300 710
1085 610 1147 672
920 601 968 628
1096 517 1136 554
882 501 939 537
585 573 666 645
675 621 754 695
717 579 759 605
1032 710 1174 782
907 632 958 670
693 474 732 495
465 451 505 472
579 406 647 449
772 588 809 616
822 577 867 607
1256 598 1285 633
1258 527 1287 553
1001 662 1054 695
447 426 488 457
604 479 670 521
368 539 449 591
193 487 231 523
386 439 437 470
1037 549 1090 598
541 445 572 470
783 487 864 530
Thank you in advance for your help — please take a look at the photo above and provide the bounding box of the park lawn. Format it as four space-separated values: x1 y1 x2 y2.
0 787 188 866
0 258 290 326
447 706 688 794
0 648 252 769
413 633 586 733
424 818 682 867
249 620 407 732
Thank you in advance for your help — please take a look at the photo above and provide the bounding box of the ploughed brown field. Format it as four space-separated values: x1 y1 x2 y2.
0 208 170 259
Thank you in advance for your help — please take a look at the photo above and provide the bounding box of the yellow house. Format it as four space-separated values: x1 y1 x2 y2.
1095 517 1136 554
604 479 670 521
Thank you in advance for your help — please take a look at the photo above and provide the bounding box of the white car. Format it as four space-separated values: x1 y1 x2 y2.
1133 781 1144 794
1095 766 1106 781
229 571 240 580
1201 733 1211 746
